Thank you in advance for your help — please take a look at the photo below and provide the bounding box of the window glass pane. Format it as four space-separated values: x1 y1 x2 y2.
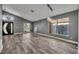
51 17 69 36
48 17 69 36
2 15 14 21
56 22 69 35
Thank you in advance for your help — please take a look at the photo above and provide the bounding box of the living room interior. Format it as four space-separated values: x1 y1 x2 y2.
0 4 79 54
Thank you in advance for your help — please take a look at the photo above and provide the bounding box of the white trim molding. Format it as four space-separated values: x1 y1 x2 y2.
35 33 78 45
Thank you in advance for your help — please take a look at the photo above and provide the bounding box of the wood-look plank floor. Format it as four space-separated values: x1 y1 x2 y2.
1 33 78 54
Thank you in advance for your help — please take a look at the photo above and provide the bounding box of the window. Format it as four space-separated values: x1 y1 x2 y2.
2 15 14 21
57 17 69 36
48 17 69 36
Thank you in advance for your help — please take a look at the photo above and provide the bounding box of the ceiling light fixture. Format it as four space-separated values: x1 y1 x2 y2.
47 4 53 12
30 9 34 13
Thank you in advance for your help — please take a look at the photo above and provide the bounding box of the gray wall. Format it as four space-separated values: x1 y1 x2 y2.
0 4 3 52
33 18 48 34
3 11 31 33
78 5 79 53
14 16 31 33
0 5 2 40
33 10 78 42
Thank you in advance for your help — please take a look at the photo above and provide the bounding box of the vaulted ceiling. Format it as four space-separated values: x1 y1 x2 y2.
2 4 78 22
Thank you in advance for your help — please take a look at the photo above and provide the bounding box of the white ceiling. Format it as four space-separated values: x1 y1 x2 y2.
2 4 78 22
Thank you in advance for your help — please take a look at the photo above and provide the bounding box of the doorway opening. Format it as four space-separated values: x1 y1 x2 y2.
23 23 31 32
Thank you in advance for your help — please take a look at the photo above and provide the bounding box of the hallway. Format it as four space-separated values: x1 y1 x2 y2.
1 33 78 54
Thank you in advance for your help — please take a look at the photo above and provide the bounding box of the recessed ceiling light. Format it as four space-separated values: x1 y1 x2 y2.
30 9 34 13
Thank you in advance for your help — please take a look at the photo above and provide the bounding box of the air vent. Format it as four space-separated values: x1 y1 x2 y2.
47 4 53 12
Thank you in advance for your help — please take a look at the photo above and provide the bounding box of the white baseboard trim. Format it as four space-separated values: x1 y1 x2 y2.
35 33 78 45
14 32 23 35
14 32 31 35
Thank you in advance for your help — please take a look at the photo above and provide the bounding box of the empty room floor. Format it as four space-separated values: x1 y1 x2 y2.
1 33 78 54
